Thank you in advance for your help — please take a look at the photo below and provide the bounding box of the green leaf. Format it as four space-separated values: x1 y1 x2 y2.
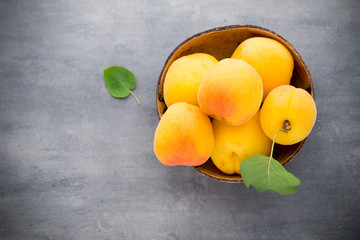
240 155 301 195
103 66 140 104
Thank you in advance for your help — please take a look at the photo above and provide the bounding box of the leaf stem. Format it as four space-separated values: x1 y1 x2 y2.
268 129 283 184
267 120 292 184
129 90 140 105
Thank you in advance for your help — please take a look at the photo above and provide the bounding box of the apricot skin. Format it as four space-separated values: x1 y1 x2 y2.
260 85 317 145
163 53 218 107
197 58 263 126
211 112 272 175
154 102 214 166
232 37 294 99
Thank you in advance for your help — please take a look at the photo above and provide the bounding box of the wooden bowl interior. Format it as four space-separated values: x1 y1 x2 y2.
156 25 313 183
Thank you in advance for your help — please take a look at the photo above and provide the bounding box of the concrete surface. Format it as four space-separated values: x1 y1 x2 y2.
0 0 359 239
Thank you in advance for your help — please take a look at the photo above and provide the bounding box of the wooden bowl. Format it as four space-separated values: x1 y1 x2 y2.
156 25 314 183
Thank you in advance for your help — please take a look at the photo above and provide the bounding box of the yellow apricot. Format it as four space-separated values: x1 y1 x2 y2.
211 112 272 175
197 58 263 126
164 53 218 107
260 85 317 145
154 102 214 166
232 37 294 99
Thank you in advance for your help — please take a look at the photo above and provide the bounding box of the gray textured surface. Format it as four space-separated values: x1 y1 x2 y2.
0 0 359 239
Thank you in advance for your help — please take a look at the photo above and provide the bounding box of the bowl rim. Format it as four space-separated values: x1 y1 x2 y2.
156 24 314 183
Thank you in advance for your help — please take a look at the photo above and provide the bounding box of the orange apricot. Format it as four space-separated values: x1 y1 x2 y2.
164 53 218 107
232 37 294 99
211 111 272 175
197 58 263 126
260 85 317 145
154 102 214 166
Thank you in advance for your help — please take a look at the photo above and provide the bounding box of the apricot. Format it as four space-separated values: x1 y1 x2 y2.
232 37 294 99
260 85 317 145
163 53 218 107
154 102 214 166
197 58 263 126
211 112 272 175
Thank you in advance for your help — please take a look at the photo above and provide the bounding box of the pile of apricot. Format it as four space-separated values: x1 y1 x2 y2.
154 37 317 175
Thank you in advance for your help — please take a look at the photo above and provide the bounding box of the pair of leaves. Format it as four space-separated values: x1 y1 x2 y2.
240 155 301 195
103 66 140 105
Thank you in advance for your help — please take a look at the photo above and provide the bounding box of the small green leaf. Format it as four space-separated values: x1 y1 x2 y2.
103 66 140 104
241 155 301 195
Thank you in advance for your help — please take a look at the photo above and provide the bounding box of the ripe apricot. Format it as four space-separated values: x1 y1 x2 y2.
154 102 214 166
232 37 294 99
163 53 218 107
260 85 317 145
197 58 263 126
211 111 272 175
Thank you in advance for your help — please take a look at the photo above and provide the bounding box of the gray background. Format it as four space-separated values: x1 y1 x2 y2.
0 0 359 239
